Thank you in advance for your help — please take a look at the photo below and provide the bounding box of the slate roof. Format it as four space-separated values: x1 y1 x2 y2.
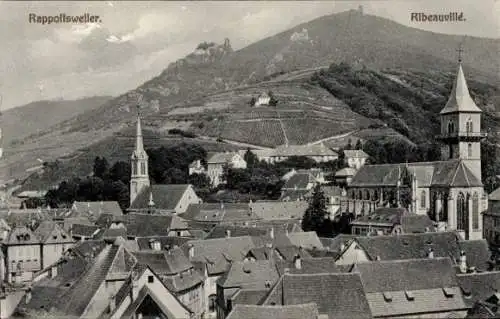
249 201 308 220
130 184 194 211
218 260 280 290
440 63 482 114
227 303 320 319
350 160 482 188
350 232 490 271
354 258 468 317
183 236 258 275
344 149 369 158
457 272 500 308
263 273 372 319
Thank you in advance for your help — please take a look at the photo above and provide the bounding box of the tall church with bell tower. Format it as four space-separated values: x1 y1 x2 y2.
437 49 486 181
130 105 150 206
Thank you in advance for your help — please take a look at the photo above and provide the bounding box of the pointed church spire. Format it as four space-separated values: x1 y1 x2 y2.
440 48 482 115
148 191 155 208
133 104 146 157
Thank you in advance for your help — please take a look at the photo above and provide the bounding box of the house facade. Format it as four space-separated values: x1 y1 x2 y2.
207 152 247 187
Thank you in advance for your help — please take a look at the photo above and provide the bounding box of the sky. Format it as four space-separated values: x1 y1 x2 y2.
0 0 498 110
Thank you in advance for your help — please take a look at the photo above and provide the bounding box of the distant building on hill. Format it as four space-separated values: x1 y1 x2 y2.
207 152 247 187
189 159 206 175
268 143 338 164
254 92 271 107
343 149 369 170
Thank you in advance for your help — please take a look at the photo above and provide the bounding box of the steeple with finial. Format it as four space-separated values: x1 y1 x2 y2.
437 44 486 182
130 95 150 207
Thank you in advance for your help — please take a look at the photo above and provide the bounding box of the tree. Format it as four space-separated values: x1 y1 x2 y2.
93 156 109 179
302 185 330 236
268 91 278 106
355 139 363 150
243 148 259 170
161 167 187 184
249 97 257 106
108 161 131 184
345 139 353 150
188 173 211 189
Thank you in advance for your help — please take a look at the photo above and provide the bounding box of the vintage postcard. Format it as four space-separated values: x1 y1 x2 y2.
0 1 499 318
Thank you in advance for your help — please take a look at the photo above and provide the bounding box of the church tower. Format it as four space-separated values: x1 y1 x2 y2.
437 54 486 181
130 106 150 206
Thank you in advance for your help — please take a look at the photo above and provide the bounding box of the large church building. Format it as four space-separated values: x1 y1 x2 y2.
346 59 488 240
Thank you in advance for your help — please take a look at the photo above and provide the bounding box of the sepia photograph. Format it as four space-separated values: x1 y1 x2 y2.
0 0 499 318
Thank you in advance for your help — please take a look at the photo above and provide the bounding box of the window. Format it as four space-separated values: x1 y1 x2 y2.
148 275 154 283
208 294 217 312
466 118 473 133
467 144 473 158
140 162 146 175
132 164 136 175
447 120 455 134
472 193 479 230
420 190 426 208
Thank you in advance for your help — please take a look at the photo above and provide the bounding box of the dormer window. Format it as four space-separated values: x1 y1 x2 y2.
443 287 455 298
383 292 392 302
405 290 415 301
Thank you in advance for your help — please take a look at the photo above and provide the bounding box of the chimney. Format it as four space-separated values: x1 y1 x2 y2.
188 244 194 258
428 248 434 259
50 265 58 278
459 250 467 274
25 289 32 304
340 242 345 252
293 254 302 270
225 230 231 238
109 294 116 313
269 227 275 239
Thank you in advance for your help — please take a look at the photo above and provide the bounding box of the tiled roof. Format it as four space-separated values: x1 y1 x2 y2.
263 273 372 319
279 189 311 201
68 240 107 259
33 220 73 244
183 236 257 275
457 272 500 308
287 232 323 250
344 149 369 158
230 289 270 306
335 167 357 177
130 184 193 211
459 239 491 272
70 224 100 238
354 258 467 317
124 213 188 237
275 257 341 275
320 235 357 252
181 202 255 223
282 173 316 190
135 236 191 251
489 187 500 201
205 225 269 239
275 246 312 261
218 260 279 290
249 201 308 220
207 152 242 164
6 226 39 245
134 247 192 275
227 303 320 319
400 214 436 233
440 63 482 114
351 232 490 271
352 207 409 226
350 160 482 188
72 201 123 217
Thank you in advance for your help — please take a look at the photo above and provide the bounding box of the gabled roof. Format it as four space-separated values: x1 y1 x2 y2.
34 220 73 244
205 225 269 239
262 273 372 319
207 152 243 164
282 173 316 190
275 257 342 275
400 214 436 233
123 213 189 237
352 207 409 226
130 184 194 211
440 63 482 115
287 232 323 250
335 167 358 177
227 303 320 319
135 236 191 251
6 226 39 245
489 187 500 201
70 223 100 238
181 202 257 223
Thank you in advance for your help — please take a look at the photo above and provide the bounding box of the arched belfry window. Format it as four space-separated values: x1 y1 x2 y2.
140 162 146 175
447 120 455 134
467 143 473 158
466 118 473 133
